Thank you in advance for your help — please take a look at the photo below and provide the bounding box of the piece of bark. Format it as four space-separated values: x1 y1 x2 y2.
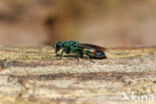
0 46 156 104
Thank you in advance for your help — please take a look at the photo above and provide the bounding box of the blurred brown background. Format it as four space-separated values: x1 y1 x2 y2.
0 0 156 47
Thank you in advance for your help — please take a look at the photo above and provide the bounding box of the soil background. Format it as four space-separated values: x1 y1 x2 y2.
0 0 156 46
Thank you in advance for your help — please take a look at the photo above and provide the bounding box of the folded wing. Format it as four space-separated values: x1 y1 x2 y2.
74 43 106 51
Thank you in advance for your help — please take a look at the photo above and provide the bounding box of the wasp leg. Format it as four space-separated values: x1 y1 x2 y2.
75 53 80 62
55 50 60 57
75 55 79 62
79 53 84 58
60 49 65 59
86 55 95 63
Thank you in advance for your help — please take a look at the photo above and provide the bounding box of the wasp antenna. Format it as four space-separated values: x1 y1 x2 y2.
52 44 55 48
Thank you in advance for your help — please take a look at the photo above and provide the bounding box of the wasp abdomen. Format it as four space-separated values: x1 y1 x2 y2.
94 51 107 59
82 48 106 59
83 48 95 54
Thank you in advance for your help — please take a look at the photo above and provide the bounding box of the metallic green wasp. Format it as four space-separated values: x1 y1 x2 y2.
52 40 107 62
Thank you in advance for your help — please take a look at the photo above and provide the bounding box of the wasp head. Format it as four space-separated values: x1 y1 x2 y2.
52 41 63 54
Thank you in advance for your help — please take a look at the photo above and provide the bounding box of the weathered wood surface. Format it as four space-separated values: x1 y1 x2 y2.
0 46 156 104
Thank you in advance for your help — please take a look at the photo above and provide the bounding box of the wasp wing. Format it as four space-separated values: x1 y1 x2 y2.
74 43 106 51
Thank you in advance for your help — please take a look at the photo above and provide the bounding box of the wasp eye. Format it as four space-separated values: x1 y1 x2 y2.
56 43 62 49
